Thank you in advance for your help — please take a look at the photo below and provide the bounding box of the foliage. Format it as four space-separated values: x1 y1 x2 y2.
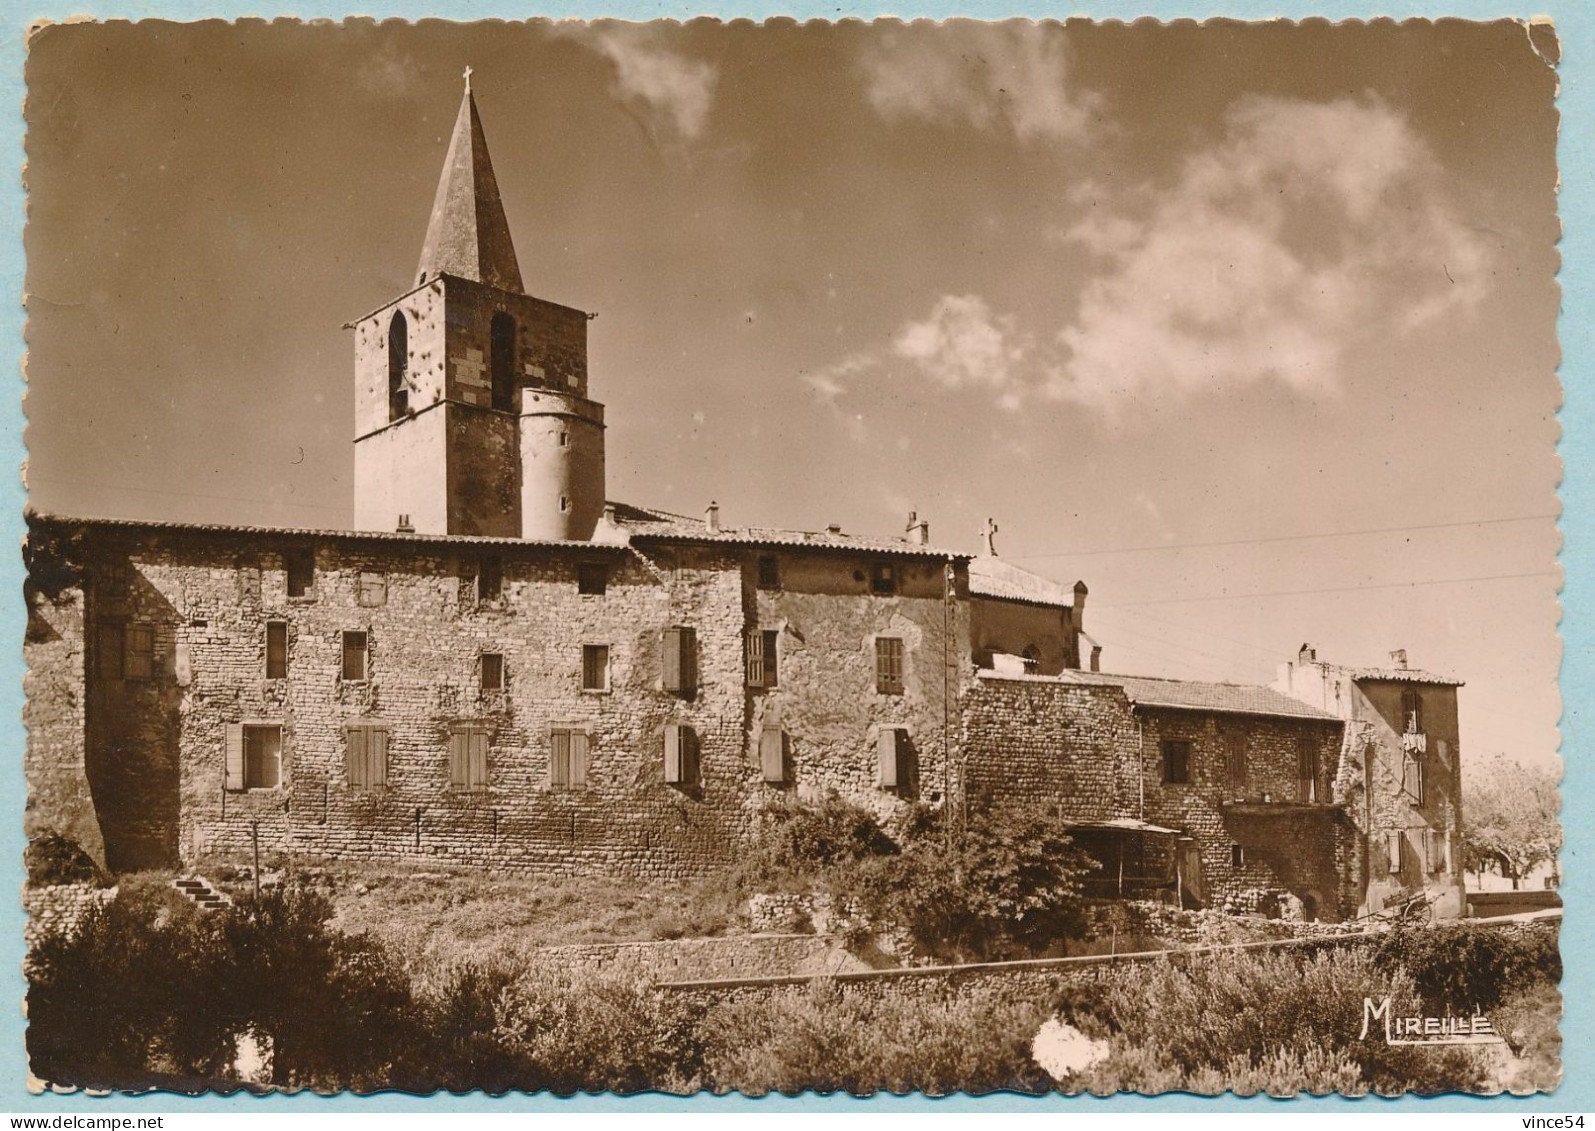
25 832 109 888
1372 921 1561 1014
1461 752 1561 880
832 805 1096 962
735 793 899 890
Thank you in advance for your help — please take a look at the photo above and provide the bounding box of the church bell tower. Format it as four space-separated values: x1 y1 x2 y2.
351 70 607 540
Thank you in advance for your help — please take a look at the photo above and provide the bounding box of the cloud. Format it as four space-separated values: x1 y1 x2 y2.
585 27 717 138
1049 95 1490 408
859 21 1095 142
892 295 1029 410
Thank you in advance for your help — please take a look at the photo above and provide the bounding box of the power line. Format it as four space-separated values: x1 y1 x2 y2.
28 476 349 515
1102 569 1561 609
1008 512 1559 562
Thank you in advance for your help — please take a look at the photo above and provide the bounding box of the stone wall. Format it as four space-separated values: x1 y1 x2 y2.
23 883 117 954
529 933 867 982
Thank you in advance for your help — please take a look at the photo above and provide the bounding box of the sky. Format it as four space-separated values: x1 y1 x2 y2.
21 18 1562 772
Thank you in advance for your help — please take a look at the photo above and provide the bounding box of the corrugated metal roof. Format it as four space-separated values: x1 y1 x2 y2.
967 556 1074 607
1054 669 1341 721
614 502 968 560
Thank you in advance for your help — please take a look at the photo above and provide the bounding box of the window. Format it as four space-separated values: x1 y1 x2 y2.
664 723 698 785
877 727 908 789
1422 828 1442 874
662 626 697 695
1296 734 1320 803
871 562 898 595
559 495 570 514
490 312 517 413
358 570 387 607
1401 687 1424 734
477 557 503 602
287 548 315 598
345 723 389 790
225 723 282 791
1230 844 1246 868
1224 735 1247 791
342 631 368 682
125 625 155 681
1386 831 1404 874
582 644 609 691
97 622 125 681
757 555 781 590
746 629 779 688
1021 644 1041 671
480 652 504 691
1161 739 1191 785
265 621 288 680
760 727 786 783
875 637 905 695
387 311 409 421
578 562 608 595
549 728 589 790
449 723 491 792
1403 756 1425 805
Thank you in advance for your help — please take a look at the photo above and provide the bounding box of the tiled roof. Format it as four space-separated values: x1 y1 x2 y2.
613 502 968 560
1055 669 1341 721
1347 666 1465 687
967 556 1074 607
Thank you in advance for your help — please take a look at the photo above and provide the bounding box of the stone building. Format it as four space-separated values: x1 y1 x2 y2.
23 78 1462 922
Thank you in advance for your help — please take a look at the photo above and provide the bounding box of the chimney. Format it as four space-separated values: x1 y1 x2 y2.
1390 648 1408 670
827 523 843 535
603 503 618 525
1299 643 1317 665
1072 580 1088 632
1090 644 1102 673
396 514 414 534
906 511 930 546
705 501 721 534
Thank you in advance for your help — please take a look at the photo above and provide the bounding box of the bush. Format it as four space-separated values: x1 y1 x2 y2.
738 794 897 890
1373 921 1561 1014
25 833 108 888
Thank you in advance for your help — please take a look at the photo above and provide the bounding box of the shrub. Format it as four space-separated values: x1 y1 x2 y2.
1372 921 1561 1014
739 793 897 889
25 833 108 888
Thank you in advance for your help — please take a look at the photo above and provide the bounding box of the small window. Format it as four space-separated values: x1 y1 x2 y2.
1403 757 1425 805
97 622 126 681
757 555 781 590
481 652 505 691
871 562 897 595
1401 687 1424 734
1387 830 1404 874
582 644 610 691
124 624 155 681
449 723 491 792
559 496 571 514
664 723 698 785
760 727 786 783
1297 734 1320 803
1230 844 1245 868
1162 739 1191 785
243 724 282 790
875 637 905 695
550 728 590 791
746 629 779 688
342 631 369 682
662 626 697 694
358 570 387 607
477 557 503 602
1021 644 1041 671
287 548 315 598
345 723 389 791
557 431 569 447
578 562 608 595
265 621 288 680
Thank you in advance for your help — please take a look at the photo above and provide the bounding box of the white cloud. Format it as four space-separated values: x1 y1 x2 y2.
892 295 1029 409
860 21 1095 142
1049 95 1490 408
585 27 717 138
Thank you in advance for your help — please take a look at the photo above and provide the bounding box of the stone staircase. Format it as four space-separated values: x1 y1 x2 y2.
172 875 233 913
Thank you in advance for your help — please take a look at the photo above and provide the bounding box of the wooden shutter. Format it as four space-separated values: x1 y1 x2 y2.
346 725 368 787
265 621 287 679
1386 831 1403 873
1403 758 1424 803
1225 735 1246 790
745 631 764 687
449 729 470 789
664 724 684 784
877 728 901 788
876 638 904 695
550 730 571 789
570 732 589 789
224 723 245 791
468 729 489 790
125 625 154 680
659 627 696 694
760 727 784 782
370 726 389 788
1296 735 1318 802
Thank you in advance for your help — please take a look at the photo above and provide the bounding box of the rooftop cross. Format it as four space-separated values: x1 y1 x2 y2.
981 517 1000 557
463 64 473 92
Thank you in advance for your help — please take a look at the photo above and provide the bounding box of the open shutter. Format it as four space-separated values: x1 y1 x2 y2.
745 631 764 687
370 727 389 788
662 628 683 692
664 724 684 784
550 731 570 789
1403 758 1424 804
1386 831 1403 873
345 725 368 787
877 728 901 788
449 729 470 789
760 727 784 782
469 729 489 790
570 732 589 789
224 723 245 791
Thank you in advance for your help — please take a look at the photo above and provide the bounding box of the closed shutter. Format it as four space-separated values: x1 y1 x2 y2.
224 723 245 791
760 727 784 782
468 729 489 790
664 723 684 783
1403 758 1424 804
745 631 764 687
1387 831 1403 873
570 732 588 789
877 728 901 788
449 729 470 789
662 627 696 693
346 725 368 787
370 726 389 788
550 730 571 789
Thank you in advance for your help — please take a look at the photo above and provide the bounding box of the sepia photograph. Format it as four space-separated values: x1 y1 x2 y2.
17 15 1563 1099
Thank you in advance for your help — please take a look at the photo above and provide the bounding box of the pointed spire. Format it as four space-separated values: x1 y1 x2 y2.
415 72 524 294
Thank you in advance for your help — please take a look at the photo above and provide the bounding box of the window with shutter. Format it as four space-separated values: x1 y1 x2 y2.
582 645 609 691
1296 734 1319 803
877 728 904 789
97 622 126 681
1161 740 1191 785
448 724 489 791
481 652 505 691
358 570 387 607
1401 687 1424 734
1403 757 1424 804
469 729 489 789
1387 831 1403 874
243 724 282 790
570 732 588 789
342 631 369 682
661 626 697 694
875 637 905 695
224 722 245 791
265 621 288 679
760 727 785 782
125 624 155 681
345 724 390 790
664 723 697 785
287 548 315 598
746 629 780 688
578 562 608 595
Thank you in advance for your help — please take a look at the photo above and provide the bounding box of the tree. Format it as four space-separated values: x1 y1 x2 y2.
1461 751 1561 887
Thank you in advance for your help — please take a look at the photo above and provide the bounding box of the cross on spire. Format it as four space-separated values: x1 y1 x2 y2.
463 64 473 92
981 518 999 557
